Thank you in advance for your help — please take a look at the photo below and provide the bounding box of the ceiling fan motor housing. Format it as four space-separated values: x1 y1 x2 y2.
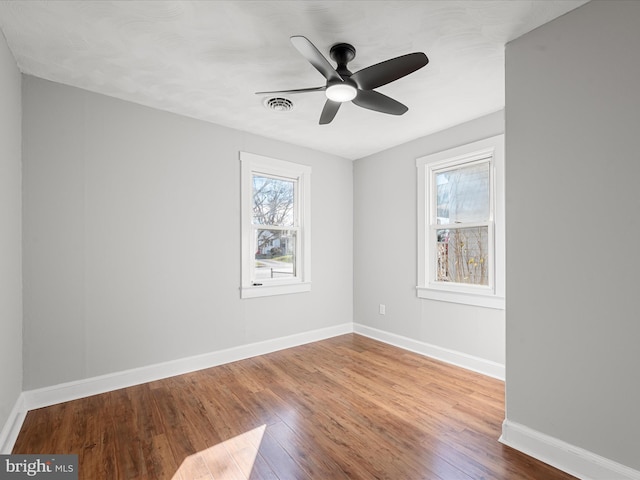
330 43 356 76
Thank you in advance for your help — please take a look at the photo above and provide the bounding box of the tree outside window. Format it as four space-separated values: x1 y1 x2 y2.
252 175 297 280
434 161 490 286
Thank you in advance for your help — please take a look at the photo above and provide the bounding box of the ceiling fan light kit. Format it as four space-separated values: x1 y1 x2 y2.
256 36 428 125
325 82 357 102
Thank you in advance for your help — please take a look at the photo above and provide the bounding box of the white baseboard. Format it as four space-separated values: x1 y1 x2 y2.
353 323 505 380
0 393 26 454
22 322 353 412
500 419 640 480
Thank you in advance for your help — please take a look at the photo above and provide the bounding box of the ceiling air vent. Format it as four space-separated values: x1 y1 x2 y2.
264 97 294 112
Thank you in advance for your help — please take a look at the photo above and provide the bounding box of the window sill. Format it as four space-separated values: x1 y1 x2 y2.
241 282 311 299
416 286 505 310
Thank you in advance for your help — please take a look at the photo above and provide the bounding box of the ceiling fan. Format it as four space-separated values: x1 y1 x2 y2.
256 36 429 125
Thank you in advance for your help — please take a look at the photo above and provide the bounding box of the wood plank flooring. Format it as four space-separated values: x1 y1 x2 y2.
13 334 576 479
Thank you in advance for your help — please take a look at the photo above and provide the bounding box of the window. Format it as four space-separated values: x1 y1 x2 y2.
416 135 504 309
240 152 311 298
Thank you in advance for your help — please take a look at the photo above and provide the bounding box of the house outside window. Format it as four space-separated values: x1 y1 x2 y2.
240 152 311 298
416 135 505 309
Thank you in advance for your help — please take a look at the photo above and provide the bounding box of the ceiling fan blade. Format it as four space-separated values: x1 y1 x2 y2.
351 52 428 90
290 36 343 83
352 89 408 115
255 86 326 95
319 99 341 125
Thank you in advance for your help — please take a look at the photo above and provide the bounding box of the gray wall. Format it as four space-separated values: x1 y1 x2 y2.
353 111 505 366
0 31 22 432
22 76 353 390
506 0 640 470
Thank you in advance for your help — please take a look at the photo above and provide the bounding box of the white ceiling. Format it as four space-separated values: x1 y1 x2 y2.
0 1 589 160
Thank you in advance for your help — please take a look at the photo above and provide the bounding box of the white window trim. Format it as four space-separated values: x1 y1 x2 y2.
240 152 311 299
416 134 505 309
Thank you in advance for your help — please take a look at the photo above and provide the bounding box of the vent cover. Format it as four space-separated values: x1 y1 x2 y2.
264 97 294 112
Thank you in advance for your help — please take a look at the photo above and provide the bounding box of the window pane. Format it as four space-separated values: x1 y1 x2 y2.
436 227 488 285
252 175 295 226
254 229 296 280
436 162 489 224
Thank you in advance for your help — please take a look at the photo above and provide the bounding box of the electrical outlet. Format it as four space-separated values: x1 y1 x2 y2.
379 304 386 315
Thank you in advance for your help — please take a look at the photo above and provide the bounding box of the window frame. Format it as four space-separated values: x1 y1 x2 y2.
416 135 505 309
240 152 311 298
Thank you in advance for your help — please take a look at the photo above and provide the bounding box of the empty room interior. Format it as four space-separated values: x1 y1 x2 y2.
1 1 639 479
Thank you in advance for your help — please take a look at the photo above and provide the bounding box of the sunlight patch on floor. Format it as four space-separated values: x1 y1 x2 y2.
172 424 267 480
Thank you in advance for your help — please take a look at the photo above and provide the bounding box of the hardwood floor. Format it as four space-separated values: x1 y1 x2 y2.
13 334 576 479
